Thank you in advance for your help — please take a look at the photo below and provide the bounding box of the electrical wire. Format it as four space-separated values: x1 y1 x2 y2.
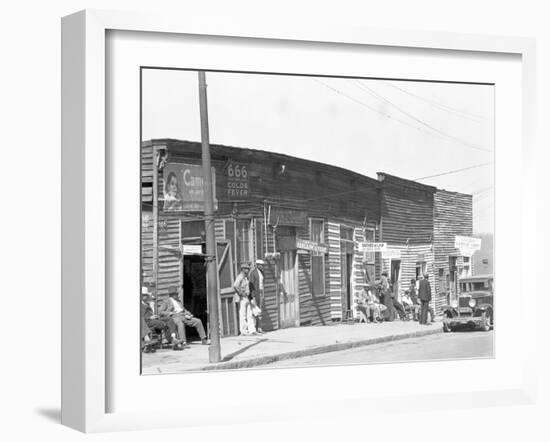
415 162 492 180
352 80 491 153
382 81 488 122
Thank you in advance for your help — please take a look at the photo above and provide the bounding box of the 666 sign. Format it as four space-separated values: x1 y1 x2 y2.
226 162 250 199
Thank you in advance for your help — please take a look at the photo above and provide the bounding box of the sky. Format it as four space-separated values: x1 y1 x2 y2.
142 69 494 234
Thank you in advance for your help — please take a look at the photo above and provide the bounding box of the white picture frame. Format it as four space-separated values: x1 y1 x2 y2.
61 9 537 433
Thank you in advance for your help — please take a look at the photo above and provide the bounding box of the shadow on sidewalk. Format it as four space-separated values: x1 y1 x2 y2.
221 338 267 362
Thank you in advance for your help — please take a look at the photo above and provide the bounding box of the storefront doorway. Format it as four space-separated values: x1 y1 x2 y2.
279 250 298 328
182 255 207 341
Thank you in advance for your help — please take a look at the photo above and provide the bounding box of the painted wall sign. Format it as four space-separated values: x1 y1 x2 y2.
296 238 328 255
163 163 218 212
269 207 307 227
455 235 481 256
226 161 250 199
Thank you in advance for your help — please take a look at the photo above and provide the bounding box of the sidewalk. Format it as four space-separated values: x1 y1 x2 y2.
142 320 443 374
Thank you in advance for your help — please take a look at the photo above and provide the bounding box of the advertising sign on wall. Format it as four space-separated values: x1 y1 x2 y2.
163 163 218 212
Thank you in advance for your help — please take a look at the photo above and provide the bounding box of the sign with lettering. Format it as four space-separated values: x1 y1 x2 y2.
163 163 217 212
181 245 203 255
455 236 481 256
360 242 387 252
269 207 308 227
296 238 328 255
226 161 250 199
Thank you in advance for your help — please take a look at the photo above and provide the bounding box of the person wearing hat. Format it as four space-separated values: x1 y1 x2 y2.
418 273 432 325
141 287 176 348
158 287 209 349
379 271 395 321
249 259 266 333
233 262 256 335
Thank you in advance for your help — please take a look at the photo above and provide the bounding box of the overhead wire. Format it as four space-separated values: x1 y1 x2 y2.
414 162 492 181
352 80 492 153
382 81 488 122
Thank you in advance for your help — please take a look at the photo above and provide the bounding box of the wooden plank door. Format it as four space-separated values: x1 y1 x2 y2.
216 241 238 336
278 250 298 328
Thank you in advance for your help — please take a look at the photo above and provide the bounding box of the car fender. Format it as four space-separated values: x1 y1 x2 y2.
441 305 458 318
476 303 493 313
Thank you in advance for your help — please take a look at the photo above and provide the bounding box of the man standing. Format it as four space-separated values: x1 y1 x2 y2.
158 287 209 350
418 273 432 325
249 259 266 333
233 263 255 335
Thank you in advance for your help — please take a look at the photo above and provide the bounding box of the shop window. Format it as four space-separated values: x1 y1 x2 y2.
310 219 325 296
415 262 427 280
236 219 252 269
363 228 375 282
461 256 471 278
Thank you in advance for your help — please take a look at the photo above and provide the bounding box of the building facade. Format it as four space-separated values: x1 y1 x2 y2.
141 139 477 335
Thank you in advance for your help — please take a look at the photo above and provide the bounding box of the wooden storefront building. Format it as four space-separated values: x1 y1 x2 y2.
141 139 475 335
142 139 382 336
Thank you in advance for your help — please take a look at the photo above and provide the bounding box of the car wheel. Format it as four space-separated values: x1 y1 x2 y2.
443 322 452 333
481 312 491 332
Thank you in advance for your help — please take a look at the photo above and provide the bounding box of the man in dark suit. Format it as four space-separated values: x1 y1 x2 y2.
418 273 432 325
248 259 266 333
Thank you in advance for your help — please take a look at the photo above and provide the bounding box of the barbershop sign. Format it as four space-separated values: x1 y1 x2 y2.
360 242 387 253
455 236 481 256
296 239 328 255
163 163 218 212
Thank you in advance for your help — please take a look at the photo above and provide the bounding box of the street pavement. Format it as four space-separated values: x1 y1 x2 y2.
142 319 446 374
266 330 494 368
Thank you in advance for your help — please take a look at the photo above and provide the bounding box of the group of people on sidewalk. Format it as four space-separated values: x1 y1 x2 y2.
140 286 210 352
233 259 266 336
357 272 436 325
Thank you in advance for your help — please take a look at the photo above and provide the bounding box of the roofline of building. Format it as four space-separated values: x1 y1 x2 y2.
144 138 382 187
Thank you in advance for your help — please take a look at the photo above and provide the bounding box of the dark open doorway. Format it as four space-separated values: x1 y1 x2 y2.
182 255 207 341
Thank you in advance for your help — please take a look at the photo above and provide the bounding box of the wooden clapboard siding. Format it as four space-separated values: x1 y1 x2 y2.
351 227 366 319
260 225 279 331
433 190 473 313
141 210 154 286
378 173 435 245
214 219 225 242
143 139 381 223
156 217 181 296
327 222 342 320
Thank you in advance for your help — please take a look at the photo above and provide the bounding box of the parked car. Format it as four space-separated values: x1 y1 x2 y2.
442 274 493 332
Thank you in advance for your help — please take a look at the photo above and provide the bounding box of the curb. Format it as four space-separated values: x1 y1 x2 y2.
194 326 443 371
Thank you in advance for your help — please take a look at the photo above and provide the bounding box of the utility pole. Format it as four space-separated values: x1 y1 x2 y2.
198 71 221 363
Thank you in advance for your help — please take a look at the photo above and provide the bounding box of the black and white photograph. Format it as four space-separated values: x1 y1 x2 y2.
139 69 494 374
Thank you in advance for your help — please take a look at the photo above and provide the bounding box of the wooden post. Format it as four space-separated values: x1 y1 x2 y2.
152 146 159 313
198 71 221 363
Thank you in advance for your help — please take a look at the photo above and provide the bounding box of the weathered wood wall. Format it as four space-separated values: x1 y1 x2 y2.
378 173 436 245
433 190 473 313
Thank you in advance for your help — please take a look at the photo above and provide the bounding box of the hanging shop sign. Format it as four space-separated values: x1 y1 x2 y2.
181 245 203 255
359 242 387 253
225 161 250 199
454 236 481 256
269 207 308 227
162 163 218 212
296 238 328 255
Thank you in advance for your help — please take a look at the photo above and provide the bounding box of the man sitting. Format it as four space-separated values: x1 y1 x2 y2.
158 286 210 350
141 287 176 348
357 284 385 323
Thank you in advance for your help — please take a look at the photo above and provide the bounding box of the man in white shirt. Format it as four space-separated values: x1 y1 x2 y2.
233 263 256 335
158 287 209 350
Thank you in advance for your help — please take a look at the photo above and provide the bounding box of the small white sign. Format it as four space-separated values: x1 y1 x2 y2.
181 245 203 255
360 242 387 252
296 238 328 254
455 236 481 256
